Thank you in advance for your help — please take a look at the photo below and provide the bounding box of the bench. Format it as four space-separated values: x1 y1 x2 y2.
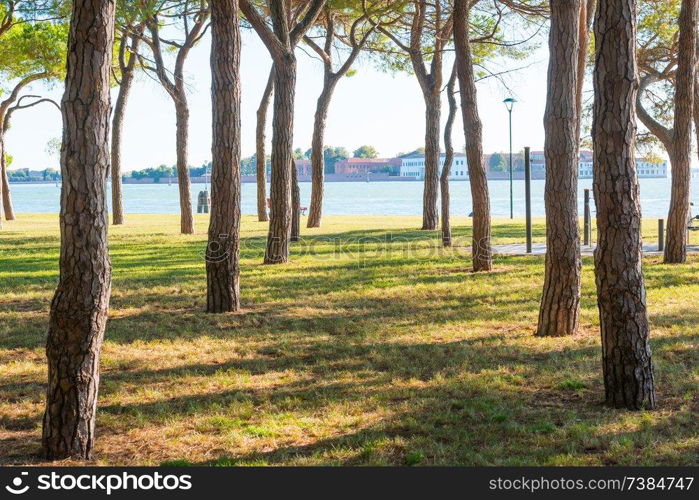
690 203 699 231
266 198 307 216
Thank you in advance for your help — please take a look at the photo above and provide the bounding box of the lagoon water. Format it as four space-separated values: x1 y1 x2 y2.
9 178 699 219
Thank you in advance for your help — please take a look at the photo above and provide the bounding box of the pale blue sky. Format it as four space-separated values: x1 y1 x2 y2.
7 29 553 172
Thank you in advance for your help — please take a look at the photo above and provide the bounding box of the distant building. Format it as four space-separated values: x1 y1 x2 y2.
294 159 312 176
398 152 469 180
529 150 667 179
579 158 667 178
577 149 594 178
635 159 668 178
579 150 594 162
334 157 399 175
525 151 547 176
531 150 546 164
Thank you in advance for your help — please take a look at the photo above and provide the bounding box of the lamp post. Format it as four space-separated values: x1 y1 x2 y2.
503 97 516 219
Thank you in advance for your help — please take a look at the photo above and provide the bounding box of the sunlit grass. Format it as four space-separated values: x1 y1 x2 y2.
0 213 697 466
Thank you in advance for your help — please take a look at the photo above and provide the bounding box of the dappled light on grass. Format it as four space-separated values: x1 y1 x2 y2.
0 214 697 465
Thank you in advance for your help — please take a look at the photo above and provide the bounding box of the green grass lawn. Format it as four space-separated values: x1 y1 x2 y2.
0 214 697 466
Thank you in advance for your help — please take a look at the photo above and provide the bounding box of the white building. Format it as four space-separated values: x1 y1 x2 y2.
399 153 469 180
578 161 593 178
579 159 667 179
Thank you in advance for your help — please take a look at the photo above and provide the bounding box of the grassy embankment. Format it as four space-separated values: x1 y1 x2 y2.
0 214 697 465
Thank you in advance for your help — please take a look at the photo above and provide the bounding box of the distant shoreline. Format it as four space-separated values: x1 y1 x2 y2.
9 172 671 185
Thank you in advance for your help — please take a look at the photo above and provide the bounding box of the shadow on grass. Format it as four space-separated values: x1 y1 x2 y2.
1 281 543 350
1 224 697 466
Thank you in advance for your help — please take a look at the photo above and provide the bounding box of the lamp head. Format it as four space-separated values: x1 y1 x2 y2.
503 97 516 112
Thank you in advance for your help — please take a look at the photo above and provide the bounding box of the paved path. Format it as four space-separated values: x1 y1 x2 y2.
492 243 699 256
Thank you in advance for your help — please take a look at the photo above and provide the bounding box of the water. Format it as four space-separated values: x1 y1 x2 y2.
8 178 698 218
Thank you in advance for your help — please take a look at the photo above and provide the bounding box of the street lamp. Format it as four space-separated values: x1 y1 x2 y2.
503 97 516 219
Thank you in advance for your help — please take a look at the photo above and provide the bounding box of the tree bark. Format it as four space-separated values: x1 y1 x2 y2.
265 56 295 263
307 83 333 228
592 0 655 410
537 0 582 337
291 158 300 242
256 66 273 222
0 134 4 228
454 0 492 272
440 65 457 247
664 0 697 264
175 96 194 234
422 92 441 230
695 60 699 166
110 29 141 226
43 0 115 460
206 0 241 313
0 134 13 221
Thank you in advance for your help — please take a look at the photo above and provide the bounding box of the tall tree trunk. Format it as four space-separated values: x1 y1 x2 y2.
206 0 241 313
307 84 333 228
304 12 370 229
43 0 115 460
695 63 699 166
175 96 194 234
576 0 596 140
0 73 52 221
256 66 273 223
537 0 582 337
265 56 296 264
110 91 126 225
142 12 206 235
239 0 325 262
0 133 13 221
110 50 136 226
291 158 300 242
422 93 441 230
592 0 655 410
441 65 457 247
0 134 4 228
665 148 692 262
454 0 492 272
664 0 697 264
110 29 141 226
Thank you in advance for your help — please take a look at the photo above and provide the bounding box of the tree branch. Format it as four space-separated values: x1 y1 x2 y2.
290 0 327 47
4 94 60 131
239 0 287 60
636 73 673 148
0 72 51 119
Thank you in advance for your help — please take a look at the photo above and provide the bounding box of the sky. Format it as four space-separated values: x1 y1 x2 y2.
6 28 554 173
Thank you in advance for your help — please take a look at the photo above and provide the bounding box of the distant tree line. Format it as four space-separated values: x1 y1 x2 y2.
293 146 351 173
124 144 359 180
488 152 527 172
6 143 392 183
7 167 60 182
